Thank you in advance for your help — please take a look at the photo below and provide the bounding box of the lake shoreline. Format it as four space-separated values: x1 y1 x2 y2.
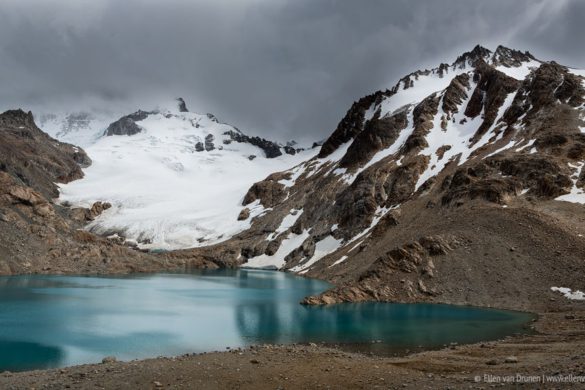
1 310 583 389
1 268 583 389
0 271 536 373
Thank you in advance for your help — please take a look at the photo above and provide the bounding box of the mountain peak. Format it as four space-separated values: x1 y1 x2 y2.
491 45 537 67
0 109 36 128
452 45 492 69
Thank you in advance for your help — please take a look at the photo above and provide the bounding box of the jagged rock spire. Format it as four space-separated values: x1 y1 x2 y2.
491 45 537 67
177 97 189 113
452 44 492 69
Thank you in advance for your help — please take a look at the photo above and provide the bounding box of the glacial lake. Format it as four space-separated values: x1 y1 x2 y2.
0 269 534 372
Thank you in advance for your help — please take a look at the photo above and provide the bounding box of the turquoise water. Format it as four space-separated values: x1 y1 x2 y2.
0 269 533 371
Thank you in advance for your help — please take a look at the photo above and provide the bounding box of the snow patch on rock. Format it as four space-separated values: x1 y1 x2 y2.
555 162 585 204
290 235 343 273
243 230 311 270
551 286 585 300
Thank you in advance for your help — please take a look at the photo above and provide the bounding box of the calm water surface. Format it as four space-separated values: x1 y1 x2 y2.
0 269 533 371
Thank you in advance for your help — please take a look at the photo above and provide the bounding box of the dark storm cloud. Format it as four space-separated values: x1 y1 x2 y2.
0 0 580 142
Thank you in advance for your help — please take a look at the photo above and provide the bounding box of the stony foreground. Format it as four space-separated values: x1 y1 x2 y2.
1 310 584 389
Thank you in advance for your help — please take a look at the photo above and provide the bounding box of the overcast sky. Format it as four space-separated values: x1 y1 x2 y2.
0 0 582 143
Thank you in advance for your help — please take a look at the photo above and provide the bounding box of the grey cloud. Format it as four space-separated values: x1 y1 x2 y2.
0 0 581 143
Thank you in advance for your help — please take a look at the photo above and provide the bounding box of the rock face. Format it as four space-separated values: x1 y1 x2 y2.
223 130 304 158
0 110 90 198
177 97 189 113
104 110 150 136
215 45 585 311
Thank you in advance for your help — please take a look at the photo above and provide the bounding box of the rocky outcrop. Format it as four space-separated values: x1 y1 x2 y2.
204 134 215 151
224 130 288 158
70 201 113 222
237 208 250 221
466 62 520 144
318 90 390 158
177 97 189 113
452 44 492 69
339 109 408 169
242 173 288 208
301 235 458 304
491 45 537 68
0 109 90 198
402 95 440 154
3 176 55 217
105 110 151 136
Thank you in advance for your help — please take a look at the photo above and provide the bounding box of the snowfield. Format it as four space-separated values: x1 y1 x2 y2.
36 110 125 148
57 105 315 250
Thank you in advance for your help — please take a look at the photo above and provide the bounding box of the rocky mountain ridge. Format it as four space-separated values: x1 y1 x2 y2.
96 98 306 159
211 44 585 310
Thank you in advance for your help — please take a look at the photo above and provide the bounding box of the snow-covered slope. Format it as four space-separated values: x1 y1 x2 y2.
35 111 121 148
56 101 315 250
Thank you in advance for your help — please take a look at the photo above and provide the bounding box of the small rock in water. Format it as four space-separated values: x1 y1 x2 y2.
101 356 117 364
486 359 499 365
250 359 260 364
153 381 163 388
504 356 518 363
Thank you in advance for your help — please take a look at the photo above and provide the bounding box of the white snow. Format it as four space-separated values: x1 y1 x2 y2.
555 162 585 204
332 167 347 176
329 255 349 268
36 111 116 148
495 60 541 81
515 139 535 152
279 164 306 187
363 104 377 123
290 235 343 273
347 240 363 253
58 108 315 250
267 209 303 240
243 230 311 270
341 205 395 248
377 69 467 118
551 287 585 301
568 68 585 78
415 87 517 190
245 199 271 221
303 141 352 181
344 110 415 184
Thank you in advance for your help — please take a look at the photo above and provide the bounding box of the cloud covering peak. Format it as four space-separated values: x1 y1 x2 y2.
0 0 581 142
